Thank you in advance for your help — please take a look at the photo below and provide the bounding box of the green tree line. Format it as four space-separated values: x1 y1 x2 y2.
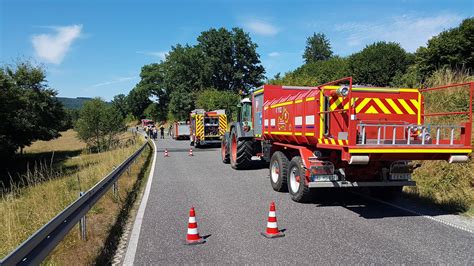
270 18 473 88
118 27 265 122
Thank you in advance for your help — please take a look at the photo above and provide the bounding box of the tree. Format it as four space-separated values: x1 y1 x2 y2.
111 94 129 118
416 17 474 77
303 33 333 63
349 42 409 86
0 61 66 158
195 88 240 118
197 27 265 92
127 85 152 118
75 98 125 152
268 57 349 86
135 63 169 121
143 103 161 122
167 87 195 120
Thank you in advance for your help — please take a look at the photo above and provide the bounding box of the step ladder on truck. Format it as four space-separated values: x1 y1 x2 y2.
190 109 227 148
221 77 473 202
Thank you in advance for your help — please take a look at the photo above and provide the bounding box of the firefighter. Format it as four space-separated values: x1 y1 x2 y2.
160 124 165 139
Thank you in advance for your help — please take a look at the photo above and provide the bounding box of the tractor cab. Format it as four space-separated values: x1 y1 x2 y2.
238 98 253 130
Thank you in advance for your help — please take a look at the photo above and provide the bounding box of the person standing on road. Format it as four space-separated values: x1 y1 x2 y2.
160 124 165 139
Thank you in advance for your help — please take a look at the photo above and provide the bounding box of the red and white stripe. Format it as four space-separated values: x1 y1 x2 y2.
186 207 201 242
265 202 280 235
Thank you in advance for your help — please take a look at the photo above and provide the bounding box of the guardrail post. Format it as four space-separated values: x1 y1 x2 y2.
79 192 87 241
113 181 118 198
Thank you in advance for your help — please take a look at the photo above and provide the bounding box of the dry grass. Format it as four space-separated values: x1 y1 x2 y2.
23 129 86 154
47 144 152 264
405 68 474 215
0 131 146 261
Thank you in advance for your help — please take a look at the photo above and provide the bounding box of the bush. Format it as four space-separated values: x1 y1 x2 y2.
269 57 349 86
416 17 474 77
75 98 125 152
349 41 409 86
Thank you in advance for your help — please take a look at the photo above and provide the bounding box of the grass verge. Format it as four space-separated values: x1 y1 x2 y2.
404 69 474 216
0 131 146 260
45 143 152 264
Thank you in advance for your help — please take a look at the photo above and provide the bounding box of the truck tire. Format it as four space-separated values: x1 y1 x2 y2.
269 151 289 192
230 129 252 170
287 156 312 202
221 137 230 164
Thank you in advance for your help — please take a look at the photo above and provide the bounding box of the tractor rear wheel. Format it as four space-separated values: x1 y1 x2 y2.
221 136 230 164
288 156 312 202
230 129 252 170
269 151 289 192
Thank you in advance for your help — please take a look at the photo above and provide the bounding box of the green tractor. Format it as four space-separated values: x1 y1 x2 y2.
221 96 262 169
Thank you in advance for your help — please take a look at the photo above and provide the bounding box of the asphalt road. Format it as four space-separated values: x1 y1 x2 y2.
132 137 473 264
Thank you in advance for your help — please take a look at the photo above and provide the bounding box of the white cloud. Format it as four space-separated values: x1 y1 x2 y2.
335 14 462 52
137 51 168 60
243 19 279 36
32 24 82 64
92 76 137 87
268 52 280 57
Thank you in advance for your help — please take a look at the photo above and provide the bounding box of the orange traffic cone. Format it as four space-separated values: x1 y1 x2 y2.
185 207 205 245
261 201 285 238
189 148 193 156
164 149 169 157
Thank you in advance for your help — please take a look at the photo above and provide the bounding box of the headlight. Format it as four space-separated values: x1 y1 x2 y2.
336 86 349 97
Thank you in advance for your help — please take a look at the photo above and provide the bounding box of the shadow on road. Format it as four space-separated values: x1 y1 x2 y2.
297 188 457 219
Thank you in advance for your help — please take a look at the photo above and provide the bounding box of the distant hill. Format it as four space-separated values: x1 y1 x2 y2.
56 97 94 109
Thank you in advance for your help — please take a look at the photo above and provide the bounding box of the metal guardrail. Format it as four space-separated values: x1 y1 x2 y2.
0 141 149 265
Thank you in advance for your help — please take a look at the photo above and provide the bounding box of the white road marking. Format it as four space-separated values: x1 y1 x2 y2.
123 139 158 265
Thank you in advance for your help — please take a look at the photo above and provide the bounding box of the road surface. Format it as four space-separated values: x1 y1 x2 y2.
128 137 473 264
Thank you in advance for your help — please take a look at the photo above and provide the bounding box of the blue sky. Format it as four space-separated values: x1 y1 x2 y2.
1 0 472 100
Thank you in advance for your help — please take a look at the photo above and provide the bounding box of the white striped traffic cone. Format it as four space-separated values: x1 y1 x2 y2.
185 207 205 245
261 201 285 238
164 148 169 157
189 148 193 156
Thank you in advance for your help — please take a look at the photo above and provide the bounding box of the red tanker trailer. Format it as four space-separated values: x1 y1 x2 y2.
221 77 473 202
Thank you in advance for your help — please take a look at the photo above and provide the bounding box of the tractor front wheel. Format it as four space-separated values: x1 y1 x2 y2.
230 129 252 170
221 136 230 164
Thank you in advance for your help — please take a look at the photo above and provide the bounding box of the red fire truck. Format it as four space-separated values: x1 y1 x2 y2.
221 77 473 202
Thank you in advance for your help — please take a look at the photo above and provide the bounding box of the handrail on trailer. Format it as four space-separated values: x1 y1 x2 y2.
316 77 354 143
420 81 473 121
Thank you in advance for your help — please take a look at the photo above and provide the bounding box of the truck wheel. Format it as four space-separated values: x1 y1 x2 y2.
230 130 252 170
269 151 289 192
221 137 230 164
288 156 311 202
